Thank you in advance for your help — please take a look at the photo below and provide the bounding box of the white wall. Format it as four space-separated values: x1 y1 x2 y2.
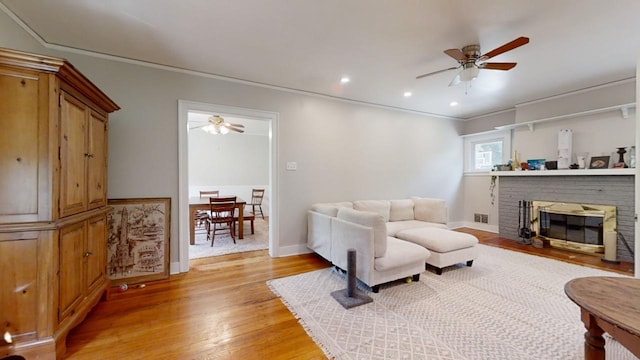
188 131 269 186
0 11 464 264
511 110 635 164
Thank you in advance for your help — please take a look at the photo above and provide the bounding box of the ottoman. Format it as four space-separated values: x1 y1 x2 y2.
395 227 479 275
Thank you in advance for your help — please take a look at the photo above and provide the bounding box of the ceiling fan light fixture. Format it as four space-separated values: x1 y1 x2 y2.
202 124 219 134
459 64 479 82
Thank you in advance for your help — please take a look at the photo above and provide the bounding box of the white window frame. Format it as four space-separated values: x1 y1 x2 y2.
463 130 512 173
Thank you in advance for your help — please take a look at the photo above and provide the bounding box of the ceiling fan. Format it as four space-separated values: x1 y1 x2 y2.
190 115 245 134
416 36 530 87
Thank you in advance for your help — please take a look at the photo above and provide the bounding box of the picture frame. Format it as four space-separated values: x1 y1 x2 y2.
589 156 610 169
107 197 171 285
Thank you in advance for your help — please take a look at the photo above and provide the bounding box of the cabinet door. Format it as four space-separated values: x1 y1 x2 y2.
58 222 84 323
0 69 41 222
87 111 107 210
0 237 38 343
59 93 88 218
86 215 106 294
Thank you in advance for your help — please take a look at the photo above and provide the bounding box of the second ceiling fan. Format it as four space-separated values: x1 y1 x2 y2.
191 115 245 134
417 36 529 86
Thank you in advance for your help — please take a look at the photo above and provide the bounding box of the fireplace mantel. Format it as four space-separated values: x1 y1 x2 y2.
493 169 635 176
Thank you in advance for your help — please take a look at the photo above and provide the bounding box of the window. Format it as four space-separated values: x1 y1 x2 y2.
464 130 511 172
474 140 503 170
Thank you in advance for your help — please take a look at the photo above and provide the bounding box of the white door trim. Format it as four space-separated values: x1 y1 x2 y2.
177 100 279 272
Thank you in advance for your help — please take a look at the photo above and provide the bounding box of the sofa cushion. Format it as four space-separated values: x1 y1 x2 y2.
310 204 340 217
395 227 478 253
389 199 414 221
353 200 391 222
386 220 448 236
337 207 387 257
374 237 430 271
412 197 447 224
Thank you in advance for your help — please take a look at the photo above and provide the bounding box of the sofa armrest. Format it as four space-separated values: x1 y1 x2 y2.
331 217 375 286
307 210 333 261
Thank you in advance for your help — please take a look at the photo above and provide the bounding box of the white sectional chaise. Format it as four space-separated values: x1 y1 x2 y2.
307 197 478 291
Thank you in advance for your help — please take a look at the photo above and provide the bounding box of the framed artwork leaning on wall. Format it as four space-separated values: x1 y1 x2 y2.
107 197 171 285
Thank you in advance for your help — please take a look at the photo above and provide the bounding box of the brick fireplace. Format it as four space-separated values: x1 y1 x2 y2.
498 174 634 263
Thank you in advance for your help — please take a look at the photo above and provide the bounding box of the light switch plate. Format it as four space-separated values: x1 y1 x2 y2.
286 162 297 171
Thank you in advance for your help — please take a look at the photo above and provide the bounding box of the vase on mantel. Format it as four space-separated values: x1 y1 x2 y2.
630 146 636 168
616 147 628 168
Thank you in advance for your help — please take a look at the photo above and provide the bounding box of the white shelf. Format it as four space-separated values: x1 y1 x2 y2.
494 103 636 132
493 168 636 176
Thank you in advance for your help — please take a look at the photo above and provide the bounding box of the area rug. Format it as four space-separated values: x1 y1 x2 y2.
189 218 269 259
268 244 635 360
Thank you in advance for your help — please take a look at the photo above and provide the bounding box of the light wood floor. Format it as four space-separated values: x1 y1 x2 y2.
64 229 634 359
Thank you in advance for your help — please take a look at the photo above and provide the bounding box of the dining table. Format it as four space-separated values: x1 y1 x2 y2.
189 196 246 245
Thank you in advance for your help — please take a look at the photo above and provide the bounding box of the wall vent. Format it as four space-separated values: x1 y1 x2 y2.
474 213 489 223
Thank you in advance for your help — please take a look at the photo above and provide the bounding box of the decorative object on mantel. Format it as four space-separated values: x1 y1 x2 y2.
526 158 545 170
630 146 636 168
494 164 512 171
589 156 610 169
576 152 588 169
614 147 628 168
557 129 572 169
544 160 557 170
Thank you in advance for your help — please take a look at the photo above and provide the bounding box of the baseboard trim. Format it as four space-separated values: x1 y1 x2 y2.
275 244 314 257
458 222 498 233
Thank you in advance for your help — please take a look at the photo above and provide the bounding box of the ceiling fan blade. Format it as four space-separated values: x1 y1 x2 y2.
189 124 207 130
228 127 245 133
416 66 459 79
479 62 517 71
227 123 245 128
444 49 467 62
481 36 529 60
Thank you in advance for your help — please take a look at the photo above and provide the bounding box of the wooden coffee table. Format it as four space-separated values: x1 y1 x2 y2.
564 276 640 360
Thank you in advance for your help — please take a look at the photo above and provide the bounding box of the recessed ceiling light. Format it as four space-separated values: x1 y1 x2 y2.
449 101 459 107
403 91 412 97
340 76 350 84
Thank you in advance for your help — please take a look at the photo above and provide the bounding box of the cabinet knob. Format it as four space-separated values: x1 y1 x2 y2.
84 251 93 257
84 153 94 158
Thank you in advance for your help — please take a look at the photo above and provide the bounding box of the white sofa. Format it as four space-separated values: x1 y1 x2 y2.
307 198 478 291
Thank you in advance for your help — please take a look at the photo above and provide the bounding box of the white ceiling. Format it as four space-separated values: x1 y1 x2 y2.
2 0 640 119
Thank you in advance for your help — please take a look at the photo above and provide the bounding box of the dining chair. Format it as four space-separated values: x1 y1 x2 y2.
196 190 219 229
250 189 265 219
200 190 219 198
206 196 237 246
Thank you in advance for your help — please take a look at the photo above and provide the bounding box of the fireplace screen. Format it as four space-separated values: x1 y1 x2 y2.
531 201 616 254
539 212 603 245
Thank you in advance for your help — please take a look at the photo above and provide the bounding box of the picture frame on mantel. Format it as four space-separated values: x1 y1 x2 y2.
589 156 610 169
107 197 171 285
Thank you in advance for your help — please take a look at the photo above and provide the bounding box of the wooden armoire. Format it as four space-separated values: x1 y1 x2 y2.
0 47 120 359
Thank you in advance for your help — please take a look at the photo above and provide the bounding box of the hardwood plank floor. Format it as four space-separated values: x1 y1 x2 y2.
64 229 634 359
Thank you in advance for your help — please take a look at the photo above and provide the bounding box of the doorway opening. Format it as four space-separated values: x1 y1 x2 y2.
178 100 278 272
